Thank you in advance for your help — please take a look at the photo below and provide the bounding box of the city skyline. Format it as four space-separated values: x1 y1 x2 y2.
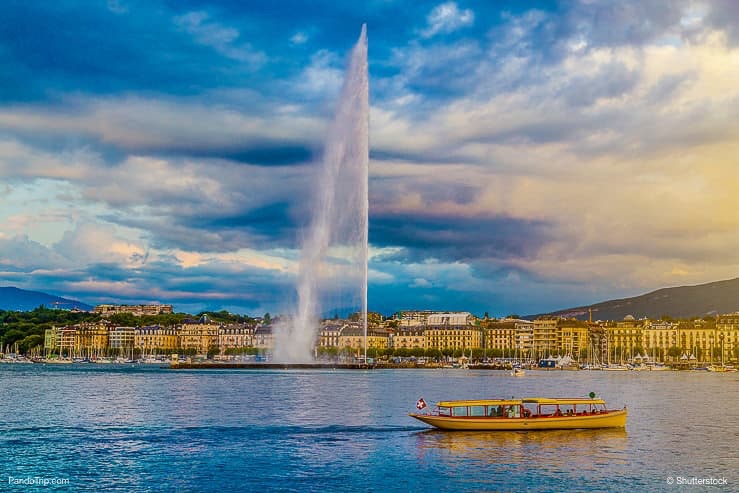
2 1 739 317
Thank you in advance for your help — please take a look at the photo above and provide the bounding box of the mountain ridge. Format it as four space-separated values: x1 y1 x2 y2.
526 277 739 321
0 287 93 312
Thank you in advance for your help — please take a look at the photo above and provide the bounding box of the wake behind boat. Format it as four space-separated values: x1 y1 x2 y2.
409 396 626 431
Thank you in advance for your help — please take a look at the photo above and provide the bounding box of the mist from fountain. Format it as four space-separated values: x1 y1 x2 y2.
273 25 369 363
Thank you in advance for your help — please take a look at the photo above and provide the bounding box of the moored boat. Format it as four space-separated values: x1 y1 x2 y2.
409 396 627 431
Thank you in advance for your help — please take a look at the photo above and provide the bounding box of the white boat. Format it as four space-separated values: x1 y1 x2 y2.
511 367 525 377
602 364 630 371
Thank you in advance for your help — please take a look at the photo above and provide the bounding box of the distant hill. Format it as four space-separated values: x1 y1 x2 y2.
526 277 739 321
0 287 93 312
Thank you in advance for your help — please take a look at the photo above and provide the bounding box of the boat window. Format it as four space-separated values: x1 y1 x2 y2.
451 406 468 417
540 405 558 416
488 405 504 417
438 406 451 417
469 405 485 417
504 405 520 418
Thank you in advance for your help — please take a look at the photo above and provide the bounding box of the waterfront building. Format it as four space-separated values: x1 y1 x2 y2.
390 328 426 351
514 320 534 358
218 323 256 353
558 319 589 359
532 318 558 358
716 313 739 362
425 314 482 353
482 321 516 354
44 327 61 353
604 316 644 362
338 325 389 352
75 322 111 357
668 318 739 363
58 326 77 357
318 323 345 348
179 320 220 355
109 326 136 353
253 325 274 351
93 304 174 316
136 325 179 354
642 320 679 361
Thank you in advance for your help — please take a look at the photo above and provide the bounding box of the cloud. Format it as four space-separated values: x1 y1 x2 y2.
106 0 128 15
0 95 324 162
421 2 475 39
3 0 739 317
294 50 344 100
290 31 309 45
173 10 266 65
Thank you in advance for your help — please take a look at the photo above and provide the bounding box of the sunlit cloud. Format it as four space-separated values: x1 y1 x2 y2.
1 0 738 316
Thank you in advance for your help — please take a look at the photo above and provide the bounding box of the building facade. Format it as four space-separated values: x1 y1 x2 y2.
218 324 255 352
109 326 136 352
135 325 179 354
179 322 220 355
338 325 389 352
390 329 426 350
93 304 174 316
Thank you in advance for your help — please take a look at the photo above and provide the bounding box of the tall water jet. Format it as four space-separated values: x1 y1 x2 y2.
274 25 369 363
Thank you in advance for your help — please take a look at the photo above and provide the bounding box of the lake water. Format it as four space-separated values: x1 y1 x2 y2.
1 365 736 492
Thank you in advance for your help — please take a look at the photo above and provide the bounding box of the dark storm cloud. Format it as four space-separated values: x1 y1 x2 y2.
705 0 739 46
559 61 641 107
212 146 314 166
567 1 690 48
370 212 551 263
645 71 698 105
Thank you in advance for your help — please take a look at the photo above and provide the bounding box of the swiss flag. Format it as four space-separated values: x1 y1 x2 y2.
416 398 427 410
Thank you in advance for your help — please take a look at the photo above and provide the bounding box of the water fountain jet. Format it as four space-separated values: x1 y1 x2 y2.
273 25 369 363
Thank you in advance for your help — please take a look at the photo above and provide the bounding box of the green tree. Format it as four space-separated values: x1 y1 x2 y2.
263 313 271 325
410 347 425 358
1 329 27 349
425 348 442 360
667 346 682 359
18 334 44 354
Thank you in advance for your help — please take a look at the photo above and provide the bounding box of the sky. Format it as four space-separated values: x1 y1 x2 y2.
1 0 739 318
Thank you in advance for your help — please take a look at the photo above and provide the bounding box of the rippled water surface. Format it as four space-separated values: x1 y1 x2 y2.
1 365 736 492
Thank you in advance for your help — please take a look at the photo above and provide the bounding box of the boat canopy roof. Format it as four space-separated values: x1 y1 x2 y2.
437 399 521 407
522 397 606 405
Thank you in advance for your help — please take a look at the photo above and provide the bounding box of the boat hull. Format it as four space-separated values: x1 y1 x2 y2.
409 409 627 431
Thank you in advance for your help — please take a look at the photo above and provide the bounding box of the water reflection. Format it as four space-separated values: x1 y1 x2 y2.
415 428 629 471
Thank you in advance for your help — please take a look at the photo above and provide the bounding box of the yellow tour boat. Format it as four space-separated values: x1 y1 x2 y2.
409 396 627 431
